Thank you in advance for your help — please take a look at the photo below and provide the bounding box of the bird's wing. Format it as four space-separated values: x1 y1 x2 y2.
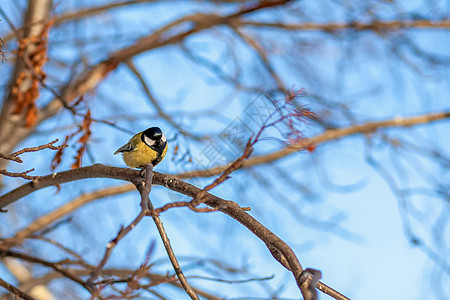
114 142 135 154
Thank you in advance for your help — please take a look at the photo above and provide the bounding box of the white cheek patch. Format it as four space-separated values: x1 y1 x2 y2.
144 135 156 146
161 133 167 143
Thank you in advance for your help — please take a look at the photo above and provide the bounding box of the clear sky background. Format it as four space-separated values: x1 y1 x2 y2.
0 1 449 299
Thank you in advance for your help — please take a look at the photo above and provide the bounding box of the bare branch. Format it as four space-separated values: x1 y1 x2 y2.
238 19 450 32
125 60 199 139
138 164 200 300
0 37 6 63
1 249 93 293
150 211 200 300
231 26 287 92
87 209 147 293
0 168 36 180
0 152 23 163
9 139 67 158
179 110 450 178
0 139 67 181
0 165 349 300
0 276 36 300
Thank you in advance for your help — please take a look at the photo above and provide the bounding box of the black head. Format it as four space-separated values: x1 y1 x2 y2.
142 127 166 147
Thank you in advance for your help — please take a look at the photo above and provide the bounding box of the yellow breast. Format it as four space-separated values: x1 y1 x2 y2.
122 141 167 168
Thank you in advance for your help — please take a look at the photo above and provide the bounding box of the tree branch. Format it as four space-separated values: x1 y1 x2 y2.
0 276 36 300
178 110 450 178
238 19 450 31
0 250 92 293
0 165 349 300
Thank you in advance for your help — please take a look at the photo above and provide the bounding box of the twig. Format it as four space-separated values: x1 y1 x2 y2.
21 268 223 300
125 60 199 139
154 91 311 215
0 153 22 163
86 209 147 292
134 164 200 300
238 19 450 32
0 139 67 163
150 213 200 300
0 139 67 180
186 274 274 284
0 169 36 180
0 249 92 293
231 26 287 92
0 276 36 300
178 110 450 179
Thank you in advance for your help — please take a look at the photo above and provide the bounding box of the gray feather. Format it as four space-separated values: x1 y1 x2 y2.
114 142 134 154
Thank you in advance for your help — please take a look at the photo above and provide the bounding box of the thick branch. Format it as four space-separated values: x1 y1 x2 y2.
0 165 348 299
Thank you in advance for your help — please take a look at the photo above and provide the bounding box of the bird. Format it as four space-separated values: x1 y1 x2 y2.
114 127 167 168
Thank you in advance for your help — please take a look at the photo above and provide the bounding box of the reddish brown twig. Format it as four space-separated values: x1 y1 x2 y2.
0 139 67 180
0 153 21 163
0 168 36 180
153 90 314 215
3 139 67 161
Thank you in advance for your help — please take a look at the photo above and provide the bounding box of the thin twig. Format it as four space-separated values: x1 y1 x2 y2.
238 19 450 31
0 152 22 163
150 214 200 300
0 168 36 180
86 210 147 292
0 276 36 300
178 110 450 178
0 249 92 293
0 139 67 180
0 139 67 163
125 60 199 139
135 164 200 300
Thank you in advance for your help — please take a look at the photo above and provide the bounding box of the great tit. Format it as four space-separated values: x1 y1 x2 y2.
114 127 167 168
